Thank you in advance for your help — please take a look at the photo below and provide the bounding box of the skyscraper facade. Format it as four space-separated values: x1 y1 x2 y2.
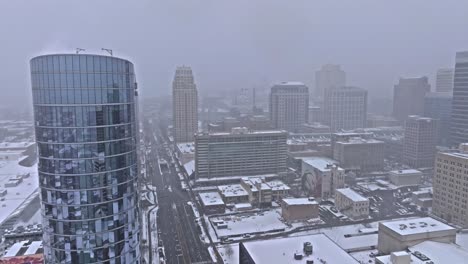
424 92 452 146
31 54 140 263
195 129 287 179
324 86 367 131
315 64 346 98
435 68 454 92
392 77 430 122
403 116 438 168
451 51 468 146
269 82 309 132
172 66 198 143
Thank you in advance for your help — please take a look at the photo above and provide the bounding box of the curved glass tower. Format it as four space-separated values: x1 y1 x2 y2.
30 54 140 263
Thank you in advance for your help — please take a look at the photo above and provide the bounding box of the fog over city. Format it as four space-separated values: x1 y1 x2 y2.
1 0 468 108
2 1 468 264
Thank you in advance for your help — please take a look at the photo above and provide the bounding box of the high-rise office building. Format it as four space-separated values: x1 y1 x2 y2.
30 54 140 263
315 64 346 98
403 116 438 168
392 77 430 121
435 68 454 92
324 86 367 131
451 51 468 146
195 128 287 178
424 92 452 146
269 82 309 132
433 145 468 227
173 66 198 143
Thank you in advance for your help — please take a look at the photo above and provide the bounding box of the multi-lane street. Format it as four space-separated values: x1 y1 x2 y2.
143 117 212 264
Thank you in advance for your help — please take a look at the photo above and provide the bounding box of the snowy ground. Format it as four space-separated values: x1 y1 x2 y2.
0 159 38 225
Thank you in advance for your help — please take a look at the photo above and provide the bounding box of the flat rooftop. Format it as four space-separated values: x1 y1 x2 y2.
176 142 195 154
380 217 455 236
241 233 359 263
217 184 248 197
336 137 384 145
390 169 422 175
282 198 318 206
336 188 368 202
376 241 468 264
301 157 343 172
199 192 225 206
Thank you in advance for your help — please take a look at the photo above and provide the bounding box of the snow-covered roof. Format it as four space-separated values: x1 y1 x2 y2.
282 198 318 206
267 180 291 191
336 137 384 145
389 169 422 175
380 217 456 236
0 142 35 149
177 142 195 154
199 192 225 207
4 241 29 257
302 157 343 172
377 241 468 264
336 188 368 202
241 233 359 263
218 184 248 197
183 160 195 175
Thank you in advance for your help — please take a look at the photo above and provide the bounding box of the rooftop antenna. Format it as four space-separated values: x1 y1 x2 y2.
76 48 85 54
101 48 113 56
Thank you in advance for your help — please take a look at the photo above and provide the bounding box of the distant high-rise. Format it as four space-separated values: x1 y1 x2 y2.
30 54 140 263
195 129 287 178
269 82 309 132
435 68 454 92
451 51 468 146
424 92 452 146
403 116 438 168
173 66 198 143
392 77 430 121
324 86 367 131
315 64 346 98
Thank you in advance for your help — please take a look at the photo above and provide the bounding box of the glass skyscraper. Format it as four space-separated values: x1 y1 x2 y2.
451 51 468 146
30 54 140 263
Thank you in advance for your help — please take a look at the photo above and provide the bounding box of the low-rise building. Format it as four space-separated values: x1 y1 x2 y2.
240 177 291 207
301 157 345 200
239 233 359 264
176 142 195 164
333 137 385 172
217 184 249 204
388 169 422 186
377 217 456 254
376 241 468 264
411 189 433 209
198 192 225 214
335 188 369 219
281 197 319 222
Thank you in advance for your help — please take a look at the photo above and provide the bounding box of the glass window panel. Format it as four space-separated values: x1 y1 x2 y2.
66 74 74 88
112 58 118 72
43 74 49 88
106 57 112 72
59 56 66 73
47 57 54 73
48 74 54 88
87 56 94 72
100 57 107 72
74 90 81 104
53 56 60 72
80 56 87 72
80 74 87 88
94 74 101 88
74 74 81 88
49 91 56 104
88 89 96 104
88 74 95 87
72 56 80 72
65 56 73 72
93 56 101 73
81 89 89 104
101 89 107 104
60 74 67 88
68 90 75 104
54 74 60 89
62 89 68 104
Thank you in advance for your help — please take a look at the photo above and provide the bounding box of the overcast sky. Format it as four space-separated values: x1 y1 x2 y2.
1 0 467 108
